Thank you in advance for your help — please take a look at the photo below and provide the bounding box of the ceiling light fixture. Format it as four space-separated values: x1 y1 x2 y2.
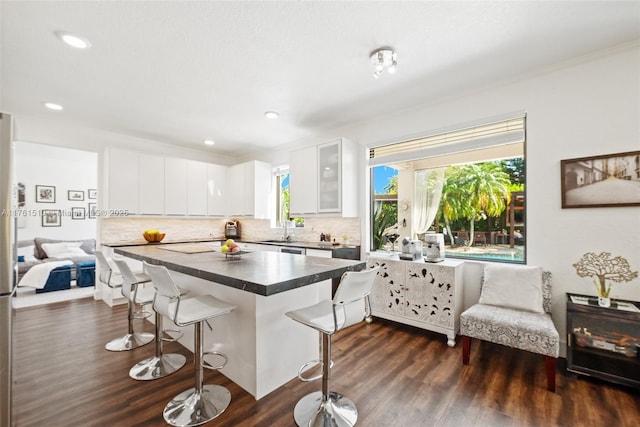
203 139 215 146
55 31 91 49
44 102 64 111
370 47 397 79
264 111 279 119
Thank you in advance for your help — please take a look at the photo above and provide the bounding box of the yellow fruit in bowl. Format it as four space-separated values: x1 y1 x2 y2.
225 239 235 247
221 245 230 253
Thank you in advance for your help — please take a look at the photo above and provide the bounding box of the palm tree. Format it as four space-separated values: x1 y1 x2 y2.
457 163 511 245
439 166 471 246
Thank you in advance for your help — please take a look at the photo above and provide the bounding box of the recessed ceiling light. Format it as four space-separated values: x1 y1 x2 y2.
264 111 279 119
203 139 215 146
44 102 64 111
55 31 91 49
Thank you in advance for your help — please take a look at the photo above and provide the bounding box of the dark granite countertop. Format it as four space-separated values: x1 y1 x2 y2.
114 245 365 297
249 240 360 251
103 238 359 252
102 238 225 248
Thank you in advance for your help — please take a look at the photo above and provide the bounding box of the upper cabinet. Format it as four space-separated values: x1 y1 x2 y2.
138 153 165 215
206 163 227 217
227 160 272 218
289 146 317 216
105 148 140 214
164 157 188 215
186 160 208 216
105 148 231 217
290 138 358 217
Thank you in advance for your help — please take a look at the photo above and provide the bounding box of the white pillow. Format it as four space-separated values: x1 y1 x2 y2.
478 264 544 314
48 247 88 259
41 242 85 258
17 245 38 262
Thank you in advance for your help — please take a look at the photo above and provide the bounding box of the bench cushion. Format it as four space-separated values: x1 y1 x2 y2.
460 303 559 357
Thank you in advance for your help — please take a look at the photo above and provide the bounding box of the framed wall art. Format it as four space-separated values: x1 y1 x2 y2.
41 209 61 227
72 207 86 220
35 185 55 203
561 150 640 208
88 189 97 199
88 203 96 218
68 190 84 201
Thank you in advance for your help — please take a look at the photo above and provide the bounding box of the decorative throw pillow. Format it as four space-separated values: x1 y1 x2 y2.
51 247 89 259
478 264 544 314
17 245 38 262
41 242 86 258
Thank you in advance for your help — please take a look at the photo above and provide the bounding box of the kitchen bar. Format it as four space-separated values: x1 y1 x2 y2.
113 245 365 399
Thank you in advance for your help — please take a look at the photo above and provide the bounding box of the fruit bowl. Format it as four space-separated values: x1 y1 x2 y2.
143 232 166 243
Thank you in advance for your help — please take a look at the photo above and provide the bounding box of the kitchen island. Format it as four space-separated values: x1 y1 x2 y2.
114 244 365 399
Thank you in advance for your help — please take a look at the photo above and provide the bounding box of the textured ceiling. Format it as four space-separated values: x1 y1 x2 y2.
2 1 639 157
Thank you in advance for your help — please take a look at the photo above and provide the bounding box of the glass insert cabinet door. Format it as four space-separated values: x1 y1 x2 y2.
317 140 341 212
566 293 640 389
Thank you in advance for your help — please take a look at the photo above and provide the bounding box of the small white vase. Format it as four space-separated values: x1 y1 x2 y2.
597 296 611 308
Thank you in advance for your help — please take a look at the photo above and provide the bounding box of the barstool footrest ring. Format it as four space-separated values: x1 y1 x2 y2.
202 351 228 371
133 309 152 320
297 358 334 382
161 328 184 342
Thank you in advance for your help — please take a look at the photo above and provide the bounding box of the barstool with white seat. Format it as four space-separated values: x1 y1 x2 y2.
96 251 155 352
285 266 379 427
113 259 188 381
144 261 237 427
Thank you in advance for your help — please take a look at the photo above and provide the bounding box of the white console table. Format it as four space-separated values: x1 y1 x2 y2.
366 256 464 347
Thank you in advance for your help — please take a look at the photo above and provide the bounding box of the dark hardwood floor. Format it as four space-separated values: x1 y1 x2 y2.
11 297 639 427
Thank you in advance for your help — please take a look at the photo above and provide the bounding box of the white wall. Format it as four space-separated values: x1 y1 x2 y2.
244 42 640 353
14 142 98 241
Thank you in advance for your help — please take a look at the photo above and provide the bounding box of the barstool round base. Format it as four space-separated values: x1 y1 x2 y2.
129 353 186 381
163 384 231 427
105 332 154 352
293 391 357 427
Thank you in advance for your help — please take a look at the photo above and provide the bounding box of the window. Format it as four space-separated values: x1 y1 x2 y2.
274 168 304 228
369 113 526 263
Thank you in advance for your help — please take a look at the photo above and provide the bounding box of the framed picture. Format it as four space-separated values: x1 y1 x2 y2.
16 182 25 207
561 150 640 208
41 209 61 227
88 189 97 199
68 190 84 201
72 207 86 220
35 185 55 203
88 203 96 218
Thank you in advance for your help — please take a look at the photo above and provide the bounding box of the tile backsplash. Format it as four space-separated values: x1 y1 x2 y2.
100 216 361 246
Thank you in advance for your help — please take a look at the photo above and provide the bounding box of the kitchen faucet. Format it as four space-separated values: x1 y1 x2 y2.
282 221 291 242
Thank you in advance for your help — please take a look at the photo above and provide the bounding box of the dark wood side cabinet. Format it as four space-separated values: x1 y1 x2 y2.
566 293 640 389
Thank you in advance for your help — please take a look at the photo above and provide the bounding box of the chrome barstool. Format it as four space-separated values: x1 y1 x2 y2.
285 267 379 427
144 261 237 427
113 259 188 381
96 251 155 352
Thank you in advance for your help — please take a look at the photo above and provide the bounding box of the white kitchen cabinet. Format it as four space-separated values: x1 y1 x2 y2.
306 248 332 258
289 138 358 217
227 163 246 217
365 258 464 347
206 163 227 216
138 153 165 215
226 160 272 218
164 157 188 215
289 146 317 216
187 160 208 216
105 148 139 214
